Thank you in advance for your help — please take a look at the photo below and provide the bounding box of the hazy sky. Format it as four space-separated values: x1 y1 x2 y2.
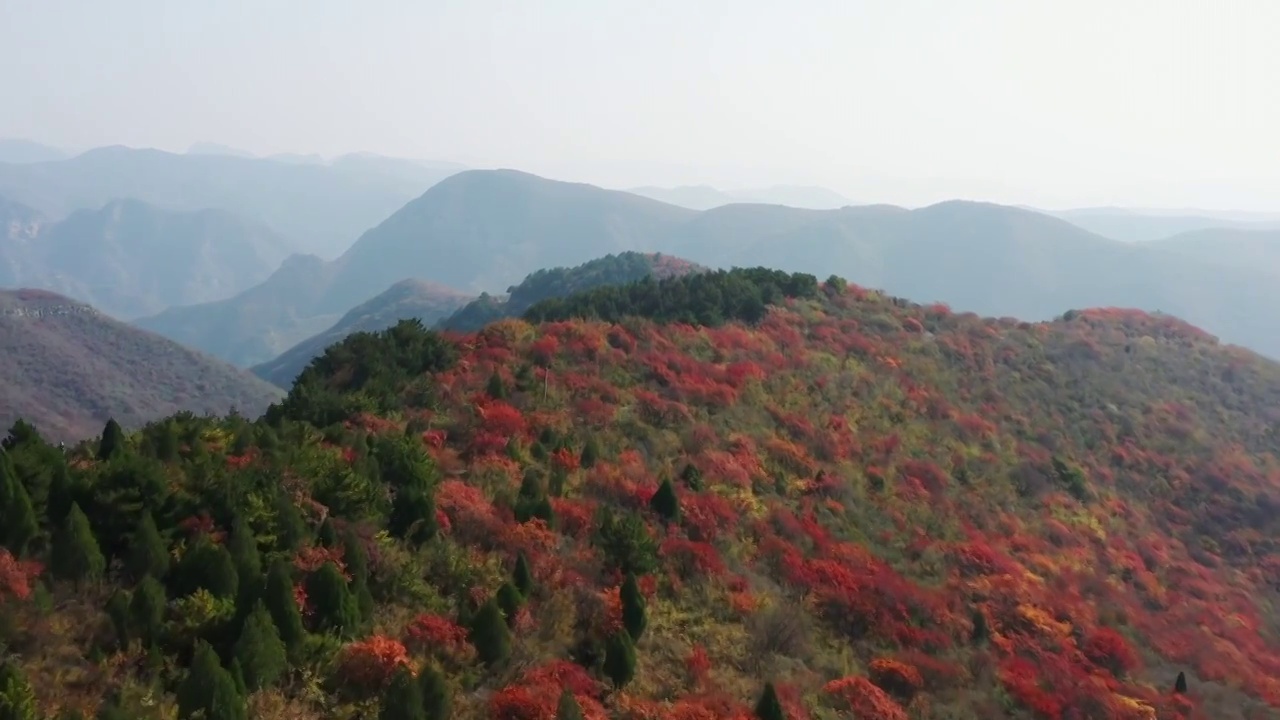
2 0 1278 209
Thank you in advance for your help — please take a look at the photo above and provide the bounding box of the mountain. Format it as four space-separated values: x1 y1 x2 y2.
251 279 472 388
0 288 281 443
4 268 1278 718
629 183 854 210
1144 228 1280 273
186 142 256 158
0 197 296 319
0 145 464 258
0 138 67 164
1050 207 1280 242
439 251 706 333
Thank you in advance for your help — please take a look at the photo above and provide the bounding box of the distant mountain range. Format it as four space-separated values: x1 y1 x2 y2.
1043 207 1280 242
0 195 295 319
628 184 855 210
0 144 465 258
130 168 1280 366
0 288 281 443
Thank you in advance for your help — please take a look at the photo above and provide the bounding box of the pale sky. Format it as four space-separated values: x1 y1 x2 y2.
2 0 1278 210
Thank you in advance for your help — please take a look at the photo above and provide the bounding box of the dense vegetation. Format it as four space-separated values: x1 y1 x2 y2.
440 252 703 333
1 266 1277 719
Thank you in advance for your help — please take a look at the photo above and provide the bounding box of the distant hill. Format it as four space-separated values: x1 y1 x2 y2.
1146 228 1280 273
1049 207 1280 242
0 288 282 443
251 279 472 388
0 146 464 258
0 138 67 164
134 169 1280 365
440 251 705 333
0 196 296 319
629 183 854 210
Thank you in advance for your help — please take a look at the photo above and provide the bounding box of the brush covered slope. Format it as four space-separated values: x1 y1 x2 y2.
0 288 283 443
439 251 705 333
2 269 1278 719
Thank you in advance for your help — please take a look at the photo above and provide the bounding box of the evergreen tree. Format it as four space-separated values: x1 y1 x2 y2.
620 572 647 641
45 463 76 528
555 689 583 720
755 682 785 720
94 698 128 720
175 537 239 600
579 437 600 468
176 641 246 720
129 575 166 646
1175 671 1188 694
971 608 989 645
317 518 338 548
379 667 425 720
105 589 131 648
154 421 180 462
234 601 287 691
468 599 512 668
227 516 262 587
263 560 306 652
271 491 307 552
495 582 524 628
602 630 636 690
680 462 703 491
0 659 38 720
512 552 534 597
51 502 105 588
342 528 375 625
389 482 438 546
593 509 659 575
486 371 508 400
0 455 38 557
127 512 170 581
548 466 568 497
513 471 546 524
306 561 361 638
418 664 451 720
97 419 125 462
649 477 680 524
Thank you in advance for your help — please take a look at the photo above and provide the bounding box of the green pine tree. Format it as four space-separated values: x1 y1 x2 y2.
175 537 239 600
379 666 425 720
418 664 451 720
0 455 38 557
620 571 647 641
343 528 375 625
602 630 636 690
234 600 287 691
97 419 125 462
486 371 508 400
649 477 680 524
0 659 38 720
176 640 246 720
579 437 600 469
389 483 438 546
755 682 785 720
468 599 512 668
512 552 534 597
593 509 659 576
105 588 131 649
45 463 77 528
129 575 167 646
127 512 170 581
1175 671 1188 694
306 560 361 638
317 518 338 548
227 516 262 587
679 462 703 490
555 689 583 720
263 560 306 652
51 502 105 588
495 582 524 628
271 492 307 552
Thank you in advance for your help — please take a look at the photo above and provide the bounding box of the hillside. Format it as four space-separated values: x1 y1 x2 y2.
1145 228 1280 274
0 289 282 443
629 184 854 211
135 169 1280 366
1051 208 1280 242
1 268 1277 719
252 279 472 389
0 197 296 319
438 251 705 333
0 146 462 258
0 138 67 164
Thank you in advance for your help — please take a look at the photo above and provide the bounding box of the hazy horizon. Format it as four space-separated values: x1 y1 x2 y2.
3 0 1278 212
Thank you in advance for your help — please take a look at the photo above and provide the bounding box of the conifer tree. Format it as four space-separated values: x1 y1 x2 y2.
468 599 512 668
342 528 375 625
389 481 438 546
495 582 524 628
177 640 246 720
97 419 125 462
105 589 131 649
129 575 166 646
0 659 38 720
127 512 170 581
555 689 583 720
512 552 534 597
264 560 305 652
306 560 360 638
513 470 545 524
418 664 451 720
234 600 287 691
971 608 989 645
51 502 105 588
227 516 262 587
579 437 600 469
486 371 508 400
0 455 38 557
379 667 425 720
755 682 785 720
602 630 636 690
548 466 568 497
620 571 647 641
45 463 76 528
317 518 338 548
272 492 307 552
649 477 680 524
1174 671 1187 694
176 537 239 600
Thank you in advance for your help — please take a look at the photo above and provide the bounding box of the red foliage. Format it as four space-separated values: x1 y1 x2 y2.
335 636 411 692
823 676 908 720
0 549 41 601
661 538 727 580
293 544 348 577
550 446 580 472
1084 626 1140 677
685 644 711 689
403 613 470 657
868 658 924 701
